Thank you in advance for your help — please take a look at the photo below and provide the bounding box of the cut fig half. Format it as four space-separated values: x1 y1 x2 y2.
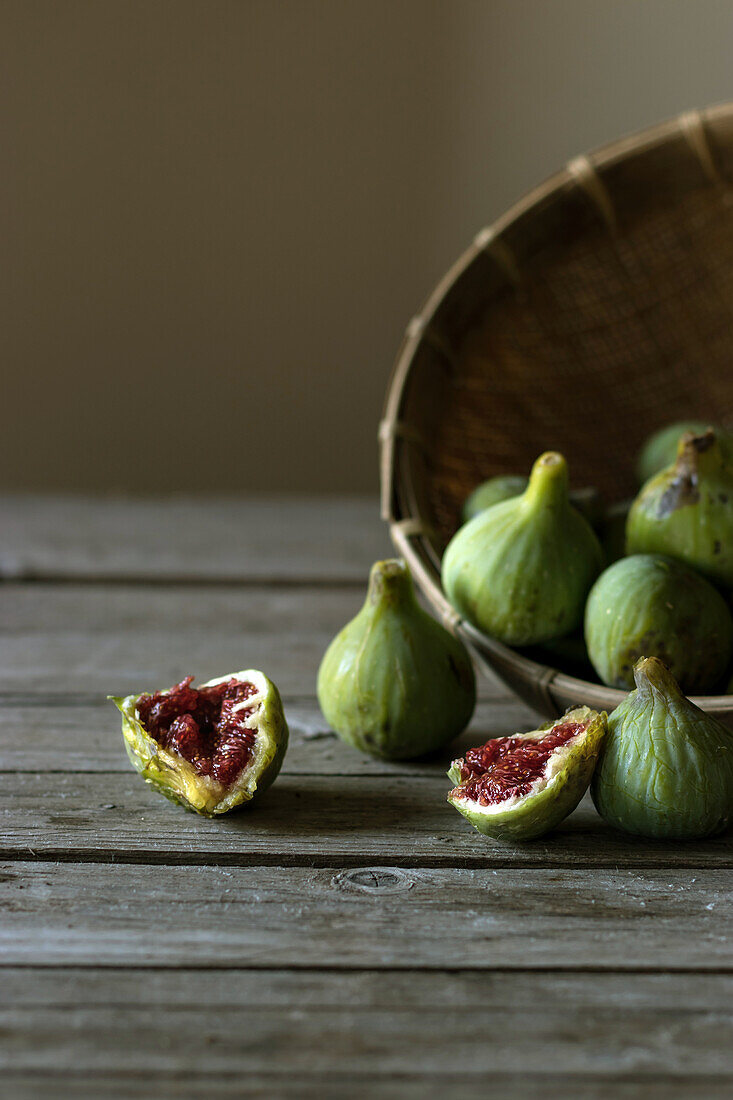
111 669 288 816
448 706 606 841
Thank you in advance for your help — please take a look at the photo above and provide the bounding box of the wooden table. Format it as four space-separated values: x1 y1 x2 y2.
1 494 731 1098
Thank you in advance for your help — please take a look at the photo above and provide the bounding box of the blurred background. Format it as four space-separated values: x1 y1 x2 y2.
3 0 733 496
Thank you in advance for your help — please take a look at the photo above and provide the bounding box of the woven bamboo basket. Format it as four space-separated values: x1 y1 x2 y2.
380 104 733 727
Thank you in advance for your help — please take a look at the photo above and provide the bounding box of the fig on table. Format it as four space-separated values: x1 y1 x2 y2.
111 669 288 816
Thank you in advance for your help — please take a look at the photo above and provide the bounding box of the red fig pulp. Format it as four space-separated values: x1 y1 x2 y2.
112 668 289 816
137 676 259 786
452 720 584 807
447 707 606 841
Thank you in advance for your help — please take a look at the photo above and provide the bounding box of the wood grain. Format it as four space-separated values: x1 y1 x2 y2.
3 492 733 1098
0 861 729 970
1 969 731 1079
0 582 511 699
2 772 732 869
1 494 392 582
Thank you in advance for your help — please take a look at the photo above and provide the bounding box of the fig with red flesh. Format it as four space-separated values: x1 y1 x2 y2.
111 669 288 816
448 706 606 841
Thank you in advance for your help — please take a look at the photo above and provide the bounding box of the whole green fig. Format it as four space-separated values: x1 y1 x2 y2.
585 554 733 693
636 420 717 485
443 451 603 646
592 657 733 840
462 476 602 528
317 558 476 760
627 429 733 590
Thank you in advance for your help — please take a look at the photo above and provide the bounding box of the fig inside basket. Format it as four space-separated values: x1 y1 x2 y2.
380 104 733 727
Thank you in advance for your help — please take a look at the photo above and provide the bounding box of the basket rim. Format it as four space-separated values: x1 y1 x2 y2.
380 100 733 718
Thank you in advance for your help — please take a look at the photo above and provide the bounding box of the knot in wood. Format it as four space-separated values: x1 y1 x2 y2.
334 867 414 896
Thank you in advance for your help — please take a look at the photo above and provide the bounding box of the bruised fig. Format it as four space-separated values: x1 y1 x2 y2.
592 657 733 840
462 476 602 528
636 420 718 485
627 429 733 590
448 707 606 841
443 452 603 645
317 558 475 760
585 554 733 693
112 670 288 816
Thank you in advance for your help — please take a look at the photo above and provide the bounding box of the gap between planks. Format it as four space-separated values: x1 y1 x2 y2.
2 963 729 975
4 1074 732 1099
0 573 371 588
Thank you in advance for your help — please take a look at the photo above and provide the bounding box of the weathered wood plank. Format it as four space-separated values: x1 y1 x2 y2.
0 583 512 699
2 771 733 868
0 698 535 773
0 494 392 582
3 1075 730 1100
1 970 731 1080
0 862 729 969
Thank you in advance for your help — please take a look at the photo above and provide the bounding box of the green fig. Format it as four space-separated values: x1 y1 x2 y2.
627 429 733 590
442 452 603 646
585 554 733 693
112 669 288 816
462 476 602 528
317 558 476 760
448 706 607 841
592 657 733 840
462 476 529 523
636 420 721 485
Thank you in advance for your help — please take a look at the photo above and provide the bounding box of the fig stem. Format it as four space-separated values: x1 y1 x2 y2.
366 558 415 608
632 656 684 700
675 428 722 483
524 451 569 509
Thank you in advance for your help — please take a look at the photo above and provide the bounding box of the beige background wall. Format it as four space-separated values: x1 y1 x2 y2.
3 0 733 494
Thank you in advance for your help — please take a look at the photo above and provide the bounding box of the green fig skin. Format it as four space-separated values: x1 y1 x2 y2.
462 476 602 528
636 421 720 485
448 706 607 841
627 430 733 590
585 554 733 693
462 476 528 523
111 669 289 817
592 657 733 840
443 452 603 646
317 559 476 760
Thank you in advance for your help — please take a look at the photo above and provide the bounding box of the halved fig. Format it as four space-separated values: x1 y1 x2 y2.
447 706 606 841
111 669 288 816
